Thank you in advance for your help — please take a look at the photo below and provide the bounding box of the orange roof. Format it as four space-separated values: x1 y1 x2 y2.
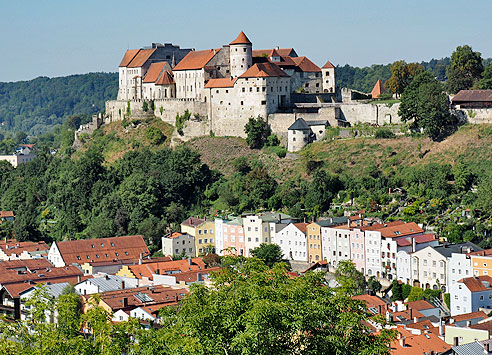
127 48 157 68
172 49 220 71
366 221 423 238
0 211 14 218
143 61 168 83
405 300 435 311
352 294 387 310
458 275 492 292
204 78 237 88
165 232 183 239
0 265 83 288
452 310 487 322
0 240 49 256
0 258 53 271
390 330 451 355
292 57 321 72
230 31 252 45
468 248 492 256
239 62 289 78
371 79 387 99
119 49 140 67
293 223 308 234
155 70 174 85
322 60 335 69
181 217 206 228
55 235 150 265
128 258 206 280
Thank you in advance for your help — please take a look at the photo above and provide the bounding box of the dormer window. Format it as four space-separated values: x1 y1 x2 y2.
91 244 95 248
115 252 119 257
77 256 81 260
111 242 115 247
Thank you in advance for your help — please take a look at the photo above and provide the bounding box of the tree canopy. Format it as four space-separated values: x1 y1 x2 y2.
446 45 484 94
244 115 272 149
384 61 424 97
250 243 284 267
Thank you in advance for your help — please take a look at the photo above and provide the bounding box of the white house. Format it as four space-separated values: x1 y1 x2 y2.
161 232 195 258
274 223 308 262
450 275 492 316
243 215 271 257
448 252 472 289
396 251 412 284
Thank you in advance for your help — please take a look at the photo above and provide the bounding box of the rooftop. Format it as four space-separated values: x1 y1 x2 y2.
172 49 219 71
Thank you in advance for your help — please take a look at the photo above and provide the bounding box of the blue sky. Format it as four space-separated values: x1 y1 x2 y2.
1 0 491 82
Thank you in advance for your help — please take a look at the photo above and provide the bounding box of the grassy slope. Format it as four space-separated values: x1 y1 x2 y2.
74 118 174 164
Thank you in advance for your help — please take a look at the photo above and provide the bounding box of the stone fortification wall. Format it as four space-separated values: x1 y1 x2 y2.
153 99 208 124
105 100 148 123
338 103 401 125
458 108 492 124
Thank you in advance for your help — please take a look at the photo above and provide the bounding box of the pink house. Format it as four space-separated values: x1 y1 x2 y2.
222 217 245 256
349 228 366 274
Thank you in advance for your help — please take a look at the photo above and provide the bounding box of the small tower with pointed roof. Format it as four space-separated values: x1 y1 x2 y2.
371 80 386 99
229 31 252 78
321 60 336 93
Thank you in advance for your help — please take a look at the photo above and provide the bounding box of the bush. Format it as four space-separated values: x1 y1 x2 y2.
244 116 271 149
265 145 287 158
145 127 165 145
374 127 396 139
266 134 280 147
176 110 191 136
444 293 450 309
142 101 149 112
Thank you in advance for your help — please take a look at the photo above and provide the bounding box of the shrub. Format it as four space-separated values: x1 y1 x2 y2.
126 101 131 116
266 134 280 147
159 106 164 115
145 127 165 145
176 110 191 136
444 293 450 309
150 100 155 111
142 101 149 112
374 127 396 139
271 145 287 158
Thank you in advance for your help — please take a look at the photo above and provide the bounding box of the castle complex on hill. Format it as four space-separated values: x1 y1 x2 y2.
106 32 401 148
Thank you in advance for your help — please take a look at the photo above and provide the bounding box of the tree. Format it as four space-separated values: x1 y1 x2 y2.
446 45 484 94
391 280 403 301
244 115 271 149
145 127 165 145
304 169 342 213
399 71 455 140
367 276 382 294
250 243 283 267
385 61 424 97
335 260 366 296
407 286 424 302
479 65 492 89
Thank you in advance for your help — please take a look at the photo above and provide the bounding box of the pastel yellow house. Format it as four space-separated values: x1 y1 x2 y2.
306 222 322 263
470 250 492 277
444 325 489 346
181 217 216 256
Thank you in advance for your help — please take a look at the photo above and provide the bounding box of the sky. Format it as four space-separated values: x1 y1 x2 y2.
1 0 491 82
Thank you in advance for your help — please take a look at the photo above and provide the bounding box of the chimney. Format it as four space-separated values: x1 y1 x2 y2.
414 317 417 323
123 297 128 307
188 257 192 266
275 45 279 50
439 322 443 336
454 337 459 346
121 280 125 289
486 342 491 353
139 253 142 265
399 336 406 348
77 275 81 283
412 238 416 253
409 308 413 320
156 268 160 275
466 320 471 327
450 317 455 324
278 214 281 223
347 219 350 227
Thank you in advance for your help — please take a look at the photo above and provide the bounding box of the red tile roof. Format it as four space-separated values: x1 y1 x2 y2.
127 48 157 68
143 61 168 83
165 232 183 239
293 223 308 234
352 294 387 310
322 60 335 69
204 78 237 88
155 70 174 85
0 240 49 256
468 248 492 256
0 258 53 271
413 234 437 243
181 217 206 228
452 90 492 103
253 48 296 57
239 62 289 78
371 79 387 99
452 310 487 322
390 330 451 355
119 49 140 67
0 265 83 291
292 56 321 72
229 31 252 45
458 275 492 292
0 211 14 218
172 49 220 71
368 221 424 239
55 235 150 265
128 258 206 280
470 319 492 331
405 300 435 311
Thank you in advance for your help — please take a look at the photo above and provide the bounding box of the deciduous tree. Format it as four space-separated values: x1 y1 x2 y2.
446 45 484 94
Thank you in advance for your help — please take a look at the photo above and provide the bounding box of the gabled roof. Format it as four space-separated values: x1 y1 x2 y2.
469 248 492 257
239 62 289 78
390 329 451 355
369 221 424 239
371 79 386 99
293 223 308 234
288 118 310 130
452 90 492 103
55 235 150 265
143 61 168 83
405 300 436 311
204 78 237 89
0 211 14 218
452 341 487 355
322 60 335 69
155 71 174 85
172 49 220 71
80 275 128 293
164 232 183 239
119 49 140 67
127 48 157 68
128 258 207 280
0 240 49 256
451 310 487 322
291 56 321 72
433 242 481 258
229 31 252 45
458 275 492 292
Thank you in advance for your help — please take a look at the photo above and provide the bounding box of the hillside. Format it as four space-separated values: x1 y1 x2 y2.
0 72 118 135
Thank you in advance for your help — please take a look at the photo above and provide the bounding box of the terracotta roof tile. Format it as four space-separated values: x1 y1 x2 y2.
0 258 53 271
229 31 252 45
181 217 206 228
127 48 157 68
0 211 14 218
458 275 492 292
155 70 174 85
172 49 220 71
352 294 387 311
452 90 492 103
293 223 308 234
470 319 492 331
367 221 423 238
253 48 296 57
204 78 237 88
119 49 140 67
0 240 49 256
239 62 289 78
129 258 207 280
143 61 168 83
452 310 487 322
468 248 492 256
405 300 435 311
371 79 387 99
291 56 321 72
322 60 335 69
56 235 150 265
390 330 451 355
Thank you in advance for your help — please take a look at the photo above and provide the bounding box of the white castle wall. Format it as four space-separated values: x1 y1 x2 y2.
459 108 492 124
338 103 401 125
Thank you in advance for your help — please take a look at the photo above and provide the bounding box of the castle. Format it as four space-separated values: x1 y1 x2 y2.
106 32 400 146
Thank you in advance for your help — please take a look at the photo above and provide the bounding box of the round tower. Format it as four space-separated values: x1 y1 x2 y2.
229 31 252 78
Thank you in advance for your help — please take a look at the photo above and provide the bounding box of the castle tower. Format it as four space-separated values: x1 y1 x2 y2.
321 60 336 93
229 31 252 78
